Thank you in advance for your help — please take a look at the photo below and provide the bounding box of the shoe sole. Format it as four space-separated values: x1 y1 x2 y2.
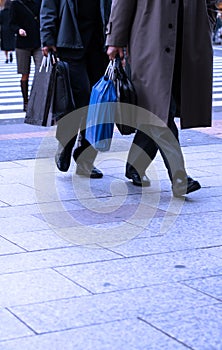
76 170 103 178
186 182 201 194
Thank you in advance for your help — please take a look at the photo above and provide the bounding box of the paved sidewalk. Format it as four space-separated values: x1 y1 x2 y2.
0 112 222 350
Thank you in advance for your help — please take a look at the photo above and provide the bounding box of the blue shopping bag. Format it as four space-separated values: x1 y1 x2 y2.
85 69 117 152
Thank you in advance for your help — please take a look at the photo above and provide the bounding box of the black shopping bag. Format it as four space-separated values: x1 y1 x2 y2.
24 54 57 127
113 55 137 135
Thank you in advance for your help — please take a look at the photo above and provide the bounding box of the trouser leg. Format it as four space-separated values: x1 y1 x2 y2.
126 116 185 181
156 116 180 181
127 94 181 180
146 123 186 181
56 47 107 165
127 120 185 180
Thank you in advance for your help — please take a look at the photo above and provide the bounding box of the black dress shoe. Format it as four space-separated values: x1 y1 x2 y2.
173 176 201 197
187 176 201 194
76 164 103 178
125 170 150 187
55 143 72 172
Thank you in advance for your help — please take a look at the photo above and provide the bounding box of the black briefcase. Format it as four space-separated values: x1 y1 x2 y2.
52 60 75 122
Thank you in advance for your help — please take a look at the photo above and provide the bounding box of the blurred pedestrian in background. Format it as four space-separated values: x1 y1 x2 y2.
0 0 5 9
10 0 42 111
106 0 217 197
212 11 222 44
0 0 15 63
40 0 112 178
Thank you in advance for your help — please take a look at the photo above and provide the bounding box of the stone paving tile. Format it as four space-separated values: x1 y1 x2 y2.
0 167 35 186
72 191 147 210
127 209 222 237
33 174 121 203
184 150 222 161
182 167 217 178
50 220 151 247
185 156 222 168
0 236 25 255
140 303 222 350
102 231 222 258
205 246 222 260
0 200 81 218
0 215 49 234
0 200 9 207
0 246 121 275
0 161 25 170
0 308 34 341
14 158 56 171
1 229 73 251
0 269 89 308
0 183 51 206
35 203 165 228
54 249 222 294
182 275 222 301
181 143 222 154
0 318 190 350
199 175 222 188
126 186 222 215
0 204 40 218
8 283 216 334
196 165 222 176
51 172 154 202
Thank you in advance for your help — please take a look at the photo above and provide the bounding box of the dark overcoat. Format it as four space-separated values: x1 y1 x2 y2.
106 0 217 129
40 0 112 49
0 8 15 51
10 0 41 49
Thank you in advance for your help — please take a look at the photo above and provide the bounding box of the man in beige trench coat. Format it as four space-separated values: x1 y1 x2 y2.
106 0 217 196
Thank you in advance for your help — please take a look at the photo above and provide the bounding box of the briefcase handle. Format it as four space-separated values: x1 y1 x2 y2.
39 52 57 73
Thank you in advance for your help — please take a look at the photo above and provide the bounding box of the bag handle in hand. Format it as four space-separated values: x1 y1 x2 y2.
39 51 57 73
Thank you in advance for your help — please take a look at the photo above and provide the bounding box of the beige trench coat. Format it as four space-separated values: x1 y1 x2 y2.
106 0 217 129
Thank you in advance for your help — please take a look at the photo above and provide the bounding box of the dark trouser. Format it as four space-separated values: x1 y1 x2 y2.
126 111 183 182
56 41 108 165
126 94 184 182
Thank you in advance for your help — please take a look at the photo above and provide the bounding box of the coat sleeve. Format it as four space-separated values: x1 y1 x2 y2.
9 2 20 35
207 0 218 29
105 0 137 47
40 0 59 47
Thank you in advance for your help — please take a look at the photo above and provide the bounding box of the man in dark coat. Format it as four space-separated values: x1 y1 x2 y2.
40 0 112 178
106 0 217 196
0 0 15 63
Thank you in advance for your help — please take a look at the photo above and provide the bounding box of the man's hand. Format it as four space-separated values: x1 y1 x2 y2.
107 46 124 60
42 46 57 56
19 29 27 36
216 1 222 10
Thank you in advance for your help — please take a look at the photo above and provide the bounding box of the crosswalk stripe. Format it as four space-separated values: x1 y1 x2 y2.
0 92 24 98
0 51 222 120
213 55 222 108
0 50 35 120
